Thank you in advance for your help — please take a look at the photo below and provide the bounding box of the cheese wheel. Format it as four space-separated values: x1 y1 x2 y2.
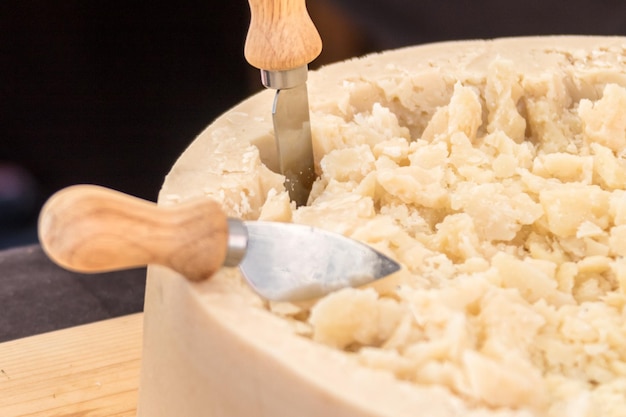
137 37 626 417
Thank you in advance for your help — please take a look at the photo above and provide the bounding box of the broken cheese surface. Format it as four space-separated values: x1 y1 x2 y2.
137 36 626 417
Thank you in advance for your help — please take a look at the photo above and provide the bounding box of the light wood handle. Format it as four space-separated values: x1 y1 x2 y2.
244 0 322 71
38 185 229 281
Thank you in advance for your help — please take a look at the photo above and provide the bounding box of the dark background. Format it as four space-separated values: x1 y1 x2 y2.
331 0 626 48
1 1 252 199
0 1 254 248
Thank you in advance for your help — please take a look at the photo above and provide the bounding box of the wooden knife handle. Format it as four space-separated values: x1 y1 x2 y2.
38 185 229 281
244 0 322 71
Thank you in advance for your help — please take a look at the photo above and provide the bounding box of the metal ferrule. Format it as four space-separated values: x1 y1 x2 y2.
224 218 248 267
260 66 308 90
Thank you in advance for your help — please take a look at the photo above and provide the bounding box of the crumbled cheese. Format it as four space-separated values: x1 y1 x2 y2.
261 62 626 415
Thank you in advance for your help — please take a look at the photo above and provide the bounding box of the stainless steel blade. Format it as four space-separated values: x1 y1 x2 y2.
271 83 316 206
238 221 400 302
244 0 321 206
260 66 316 207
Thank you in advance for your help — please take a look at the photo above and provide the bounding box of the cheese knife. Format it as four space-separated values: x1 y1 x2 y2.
244 0 322 207
38 185 400 302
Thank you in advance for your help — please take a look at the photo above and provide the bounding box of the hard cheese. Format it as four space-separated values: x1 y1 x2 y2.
138 36 626 417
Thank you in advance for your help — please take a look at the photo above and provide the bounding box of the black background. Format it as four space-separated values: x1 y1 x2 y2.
1 1 251 202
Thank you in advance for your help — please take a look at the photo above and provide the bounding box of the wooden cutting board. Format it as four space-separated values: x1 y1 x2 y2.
0 313 143 417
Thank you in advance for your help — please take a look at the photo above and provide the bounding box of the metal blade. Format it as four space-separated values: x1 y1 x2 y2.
239 221 400 302
272 83 316 206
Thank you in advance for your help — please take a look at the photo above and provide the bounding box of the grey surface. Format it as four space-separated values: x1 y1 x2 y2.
0 244 146 343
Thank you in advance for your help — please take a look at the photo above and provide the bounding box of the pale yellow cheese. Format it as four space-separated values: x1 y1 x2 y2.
137 36 626 417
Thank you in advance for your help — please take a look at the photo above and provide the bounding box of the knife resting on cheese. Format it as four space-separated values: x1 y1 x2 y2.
38 185 400 302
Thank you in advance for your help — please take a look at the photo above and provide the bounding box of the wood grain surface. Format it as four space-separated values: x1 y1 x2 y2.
0 313 143 417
